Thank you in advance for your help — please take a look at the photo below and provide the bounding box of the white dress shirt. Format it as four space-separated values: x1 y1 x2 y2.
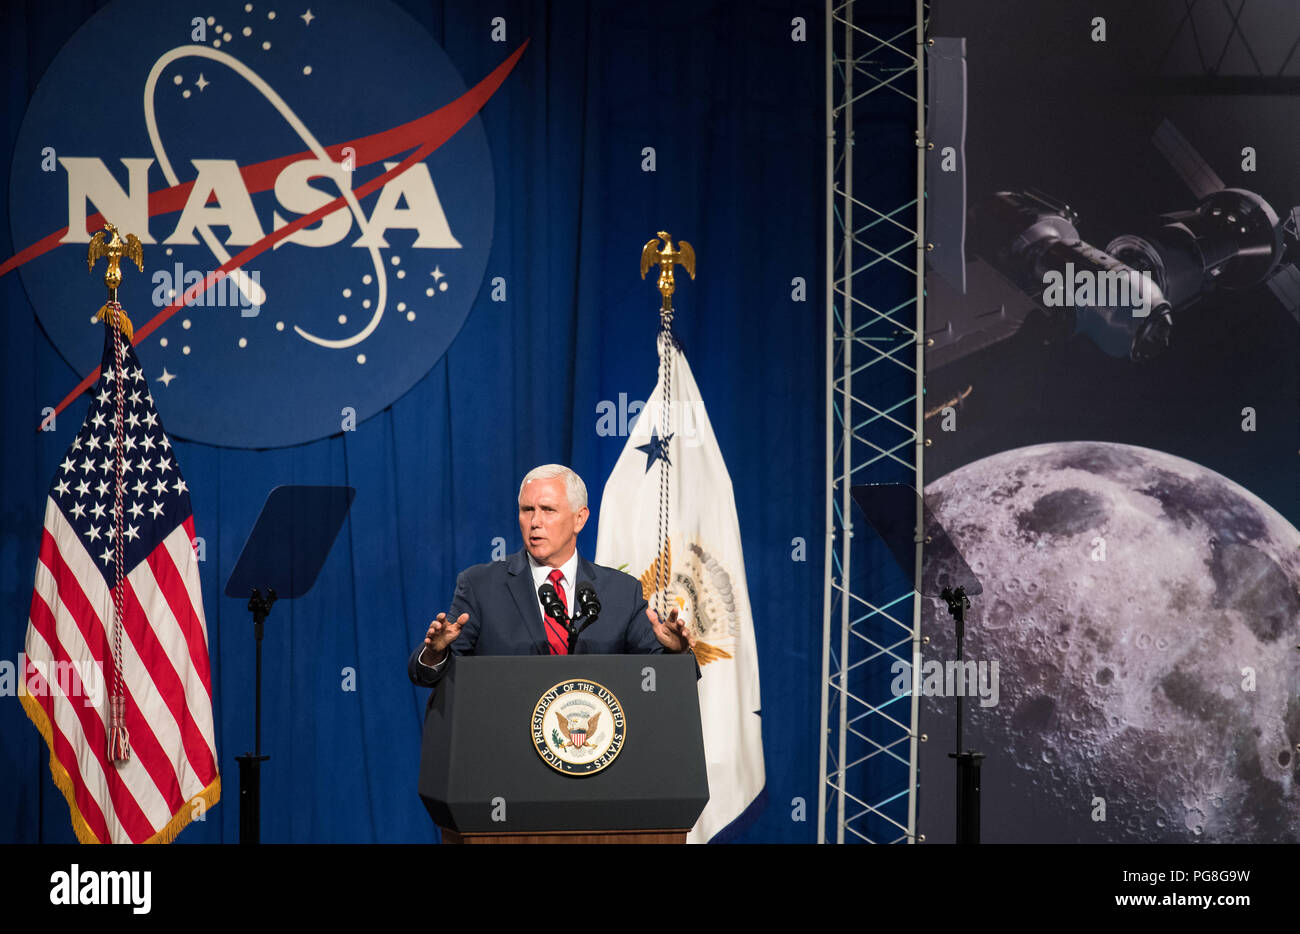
527 549 578 614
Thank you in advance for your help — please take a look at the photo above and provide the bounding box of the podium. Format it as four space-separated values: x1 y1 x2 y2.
418 654 708 843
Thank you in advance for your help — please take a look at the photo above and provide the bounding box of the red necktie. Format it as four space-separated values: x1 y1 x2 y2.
543 568 570 655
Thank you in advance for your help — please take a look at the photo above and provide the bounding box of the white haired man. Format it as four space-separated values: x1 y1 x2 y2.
408 464 694 698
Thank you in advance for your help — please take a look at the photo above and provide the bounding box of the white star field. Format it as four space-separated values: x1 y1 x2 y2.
50 355 190 574
146 4 454 386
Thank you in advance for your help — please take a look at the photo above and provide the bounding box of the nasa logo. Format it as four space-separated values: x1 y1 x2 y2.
9 0 515 447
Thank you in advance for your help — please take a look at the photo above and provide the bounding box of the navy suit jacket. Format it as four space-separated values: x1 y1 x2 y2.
407 550 663 704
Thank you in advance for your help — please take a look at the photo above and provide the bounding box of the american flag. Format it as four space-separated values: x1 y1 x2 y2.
21 317 220 843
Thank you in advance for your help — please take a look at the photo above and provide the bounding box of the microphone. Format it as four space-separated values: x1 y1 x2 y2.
538 582 574 653
573 582 601 632
565 583 602 655
538 582 569 625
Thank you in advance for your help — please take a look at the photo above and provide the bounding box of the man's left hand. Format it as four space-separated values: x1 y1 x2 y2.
647 605 695 654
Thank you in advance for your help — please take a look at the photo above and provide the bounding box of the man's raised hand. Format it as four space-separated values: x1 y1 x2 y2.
647 605 695 654
419 611 468 666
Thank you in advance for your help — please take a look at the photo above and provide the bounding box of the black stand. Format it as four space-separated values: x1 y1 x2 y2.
225 485 355 844
235 587 275 844
850 484 987 845
941 585 983 844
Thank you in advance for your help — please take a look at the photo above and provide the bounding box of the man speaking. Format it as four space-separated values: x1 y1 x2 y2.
408 464 694 697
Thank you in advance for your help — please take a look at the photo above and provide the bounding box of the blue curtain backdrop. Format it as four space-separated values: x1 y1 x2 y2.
0 0 833 842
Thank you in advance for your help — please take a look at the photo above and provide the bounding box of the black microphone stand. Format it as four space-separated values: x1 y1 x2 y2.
539 583 602 653
570 586 601 652
941 585 983 844
538 584 577 653
236 586 274 844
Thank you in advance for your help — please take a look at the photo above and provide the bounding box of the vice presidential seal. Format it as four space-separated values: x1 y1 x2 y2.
531 680 626 776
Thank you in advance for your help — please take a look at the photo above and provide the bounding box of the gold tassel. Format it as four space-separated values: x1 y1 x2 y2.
94 303 134 342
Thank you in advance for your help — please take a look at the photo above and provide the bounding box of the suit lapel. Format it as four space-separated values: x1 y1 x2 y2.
575 554 597 591
572 555 615 652
506 550 548 651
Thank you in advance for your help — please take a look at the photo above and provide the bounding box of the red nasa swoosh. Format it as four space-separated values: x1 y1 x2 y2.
22 41 527 431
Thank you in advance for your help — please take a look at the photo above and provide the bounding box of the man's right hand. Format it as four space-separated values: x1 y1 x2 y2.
419 611 469 667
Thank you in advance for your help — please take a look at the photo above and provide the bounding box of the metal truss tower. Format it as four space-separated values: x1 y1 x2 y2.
819 0 927 844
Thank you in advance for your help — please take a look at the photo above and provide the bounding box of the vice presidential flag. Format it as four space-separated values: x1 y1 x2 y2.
22 319 219 843
596 334 765 842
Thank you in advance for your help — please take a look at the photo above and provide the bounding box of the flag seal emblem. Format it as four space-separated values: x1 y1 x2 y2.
530 679 626 776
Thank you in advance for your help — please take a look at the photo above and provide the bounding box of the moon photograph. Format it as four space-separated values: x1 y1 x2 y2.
921 441 1300 843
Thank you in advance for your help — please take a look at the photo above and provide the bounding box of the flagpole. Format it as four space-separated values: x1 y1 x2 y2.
639 231 696 624
88 224 144 765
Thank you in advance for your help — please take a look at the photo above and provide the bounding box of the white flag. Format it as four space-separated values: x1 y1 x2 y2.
596 335 765 842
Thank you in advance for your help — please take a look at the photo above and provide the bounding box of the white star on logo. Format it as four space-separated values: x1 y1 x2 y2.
431 265 445 281
157 368 176 387
301 8 315 25
196 73 209 92
149 500 165 519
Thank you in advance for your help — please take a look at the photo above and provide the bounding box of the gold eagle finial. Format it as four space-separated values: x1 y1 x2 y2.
87 223 143 340
640 231 695 318
87 223 144 292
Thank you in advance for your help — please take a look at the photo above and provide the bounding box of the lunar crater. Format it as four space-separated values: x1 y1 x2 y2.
1015 487 1108 539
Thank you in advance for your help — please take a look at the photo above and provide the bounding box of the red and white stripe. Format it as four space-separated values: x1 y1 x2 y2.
25 500 218 844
